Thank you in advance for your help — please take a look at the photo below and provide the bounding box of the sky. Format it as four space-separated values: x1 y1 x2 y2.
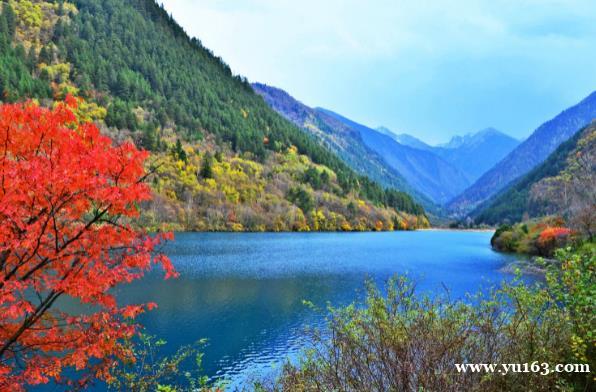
160 0 596 145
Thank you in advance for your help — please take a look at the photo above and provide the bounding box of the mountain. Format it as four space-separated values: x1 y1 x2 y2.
448 91 596 214
251 83 434 210
318 109 470 204
372 126 519 188
375 126 398 138
253 82 472 205
438 134 475 149
432 128 520 183
0 0 427 231
473 122 595 226
378 129 434 151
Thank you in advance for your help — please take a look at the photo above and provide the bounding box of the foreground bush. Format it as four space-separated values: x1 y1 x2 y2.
269 247 594 392
109 333 214 392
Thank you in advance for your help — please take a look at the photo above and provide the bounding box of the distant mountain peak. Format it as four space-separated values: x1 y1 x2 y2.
477 126 502 135
258 92 521 207
252 86 435 210
317 110 471 204
438 128 516 149
448 90 596 214
475 127 516 141
372 127 433 151
439 135 468 149
376 126 397 137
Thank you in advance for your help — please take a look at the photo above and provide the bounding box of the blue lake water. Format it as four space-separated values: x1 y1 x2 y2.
112 230 527 389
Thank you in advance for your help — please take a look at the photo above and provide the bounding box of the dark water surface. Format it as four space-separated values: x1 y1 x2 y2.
111 230 526 389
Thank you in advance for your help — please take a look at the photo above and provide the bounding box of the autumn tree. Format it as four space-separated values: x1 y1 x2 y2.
0 98 176 390
531 128 595 239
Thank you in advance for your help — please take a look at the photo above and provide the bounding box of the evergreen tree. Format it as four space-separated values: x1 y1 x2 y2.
26 46 36 71
0 0 424 217
200 152 213 179
2 2 16 38
287 186 315 213
39 46 52 64
173 139 187 163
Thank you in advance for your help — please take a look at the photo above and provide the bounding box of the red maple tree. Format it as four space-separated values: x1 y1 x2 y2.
0 97 176 390
538 227 572 242
536 226 573 256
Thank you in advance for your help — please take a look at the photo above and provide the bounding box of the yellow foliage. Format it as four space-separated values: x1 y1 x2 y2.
9 0 77 52
10 0 43 28
230 223 244 232
274 217 286 232
40 62 71 83
55 1 77 15
53 96 105 123
386 219 395 231
74 100 107 122
141 138 426 232
222 185 240 204
54 82 79 99
417 215 431 228
310 209 327 231
204 178 217 189
354 219 368 231
165 189 177 201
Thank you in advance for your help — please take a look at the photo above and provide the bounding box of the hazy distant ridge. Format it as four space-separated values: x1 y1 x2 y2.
448 91 596 213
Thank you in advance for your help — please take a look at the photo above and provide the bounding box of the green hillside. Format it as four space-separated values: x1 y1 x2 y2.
474 122 595 226
251 82 437 212
0 0 426 231
0 1 52 99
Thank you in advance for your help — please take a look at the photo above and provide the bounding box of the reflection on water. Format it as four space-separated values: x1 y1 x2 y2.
107 230 527 389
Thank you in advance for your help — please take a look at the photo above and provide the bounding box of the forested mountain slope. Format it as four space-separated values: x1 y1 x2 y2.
319 109 470 204
473 122 595 228
0 0 427 231
448 91 596 214
252 82 436 211
256 79 520 207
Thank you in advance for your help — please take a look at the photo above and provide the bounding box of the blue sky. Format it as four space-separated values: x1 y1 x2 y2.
160 0 596 144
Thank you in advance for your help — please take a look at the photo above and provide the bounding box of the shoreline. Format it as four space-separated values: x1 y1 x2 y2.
499 256 550 276
151 227 494 234
419 228 495 233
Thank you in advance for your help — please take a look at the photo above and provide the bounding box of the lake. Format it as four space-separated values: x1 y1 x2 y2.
113 230 527 389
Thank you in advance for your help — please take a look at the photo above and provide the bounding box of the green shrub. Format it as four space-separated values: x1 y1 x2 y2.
109 333 212 392
268 246 595 391
491 218 575 256
286 186 315 214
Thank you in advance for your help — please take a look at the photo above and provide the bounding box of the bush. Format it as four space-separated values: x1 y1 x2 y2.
109 333 213 392
286 186 315 214
491 218 575 257
536 227 572 256
268 246 595 391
